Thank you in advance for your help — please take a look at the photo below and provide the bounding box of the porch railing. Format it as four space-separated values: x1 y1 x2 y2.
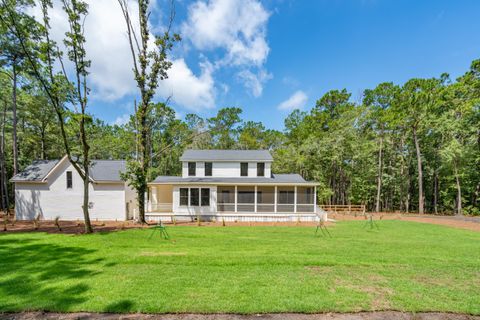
217 203 316 213
150 203 173 212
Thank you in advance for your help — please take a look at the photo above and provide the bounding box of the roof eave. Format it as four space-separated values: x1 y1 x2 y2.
180 159 273 162
10 179 49 184
148 181 319 186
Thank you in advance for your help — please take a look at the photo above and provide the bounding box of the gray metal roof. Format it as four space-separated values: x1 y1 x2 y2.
180 149 273 162
11 158 126 183
10 159 60 182
151 174 316 185
90 160 126 181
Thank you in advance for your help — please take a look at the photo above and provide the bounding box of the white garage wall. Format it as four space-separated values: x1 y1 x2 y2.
15 158 129 221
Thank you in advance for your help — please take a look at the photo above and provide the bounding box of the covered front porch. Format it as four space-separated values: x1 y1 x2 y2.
215 185 317 214
146 184 317 220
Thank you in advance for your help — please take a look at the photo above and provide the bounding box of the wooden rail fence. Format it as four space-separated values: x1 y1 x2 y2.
319 205 366 216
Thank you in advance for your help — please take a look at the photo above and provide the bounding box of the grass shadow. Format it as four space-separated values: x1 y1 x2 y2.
105 300 135 313
0 235 102 311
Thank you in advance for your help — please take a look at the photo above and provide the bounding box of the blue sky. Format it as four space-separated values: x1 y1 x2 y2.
60 0 480 130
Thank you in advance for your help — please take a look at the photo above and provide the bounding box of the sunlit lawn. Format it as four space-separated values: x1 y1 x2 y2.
0 221 479 314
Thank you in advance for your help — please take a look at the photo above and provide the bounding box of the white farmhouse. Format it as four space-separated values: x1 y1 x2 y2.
146 150 319 222
11 155 137 220
12 150 319 222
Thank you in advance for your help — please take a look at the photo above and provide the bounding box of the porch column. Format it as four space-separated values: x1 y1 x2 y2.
254 185 257 213
294 186 297 213
274 186 277 213
234 185 238 213
314 186 317 213
151 186 158 212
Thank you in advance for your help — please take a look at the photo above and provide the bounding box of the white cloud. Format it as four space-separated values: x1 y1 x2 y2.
156 59 215 110
182 0 271 96
182 0 270 66
112 113 131 126
277 91 308 111
238 69 272 97
28 0 138 101
28 0 216 110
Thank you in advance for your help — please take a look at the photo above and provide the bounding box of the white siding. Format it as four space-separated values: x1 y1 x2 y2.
265 162 272 177
14 158 130 221
211 162 240 177
125 184 137 219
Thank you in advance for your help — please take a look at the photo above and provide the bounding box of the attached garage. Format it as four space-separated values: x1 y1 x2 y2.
11 155 138 221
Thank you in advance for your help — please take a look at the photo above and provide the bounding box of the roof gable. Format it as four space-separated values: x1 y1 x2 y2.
10 159 59 182
180 149 273 162
11 158 126 183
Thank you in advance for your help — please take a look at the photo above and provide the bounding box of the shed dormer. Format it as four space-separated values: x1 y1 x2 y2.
179 150 273 178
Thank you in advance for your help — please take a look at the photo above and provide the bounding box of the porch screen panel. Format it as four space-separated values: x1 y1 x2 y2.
217 186 235 212
257 186 274 212
237 186 254 212
277 186 294 212
297 186 315 213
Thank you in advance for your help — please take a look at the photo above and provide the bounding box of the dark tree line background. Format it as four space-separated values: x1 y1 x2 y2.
0 1 479 216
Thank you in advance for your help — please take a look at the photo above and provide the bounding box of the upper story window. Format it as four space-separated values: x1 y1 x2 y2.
240 162 248 176
66 171 73 189
257 162 265 177
188 162 196 176
205 162 212 176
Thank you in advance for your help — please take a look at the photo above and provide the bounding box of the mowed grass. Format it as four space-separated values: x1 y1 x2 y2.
0 221 479 314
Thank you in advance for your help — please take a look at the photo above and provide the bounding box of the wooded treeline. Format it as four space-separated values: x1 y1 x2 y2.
1 1 479 217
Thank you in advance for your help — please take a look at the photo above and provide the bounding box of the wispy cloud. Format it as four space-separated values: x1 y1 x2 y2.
277 90 308 111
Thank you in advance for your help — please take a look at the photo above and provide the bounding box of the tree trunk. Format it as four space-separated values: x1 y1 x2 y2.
0 101 8 212
433 170 438 214
413 126 424 214
375 133 384 211
80 110 93 233
40 128 46 160
12 61 19 175
82 164 93 233
137 105 148 224
454 163 462 216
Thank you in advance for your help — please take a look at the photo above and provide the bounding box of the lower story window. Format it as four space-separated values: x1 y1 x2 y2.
201 188 210 206
180 188 189 206
190 188 199 206
179 187 211 207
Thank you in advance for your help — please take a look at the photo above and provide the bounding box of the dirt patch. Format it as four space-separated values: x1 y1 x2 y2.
0 219 149 234
330 213 480 232
333 274 393 310
1 212 478 234
0 217 328 234
0 312 478 320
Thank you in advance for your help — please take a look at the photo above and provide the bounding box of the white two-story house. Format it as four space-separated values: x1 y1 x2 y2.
146 150 319 222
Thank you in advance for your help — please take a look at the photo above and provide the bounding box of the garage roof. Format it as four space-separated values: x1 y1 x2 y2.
11 157 126 183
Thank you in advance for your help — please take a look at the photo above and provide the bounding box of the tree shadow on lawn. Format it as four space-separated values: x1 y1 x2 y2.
0 236 106 311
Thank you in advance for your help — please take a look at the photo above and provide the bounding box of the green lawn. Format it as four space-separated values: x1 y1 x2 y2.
0 221 479 314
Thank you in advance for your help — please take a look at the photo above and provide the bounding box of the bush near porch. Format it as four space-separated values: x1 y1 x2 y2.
0 221 479 314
